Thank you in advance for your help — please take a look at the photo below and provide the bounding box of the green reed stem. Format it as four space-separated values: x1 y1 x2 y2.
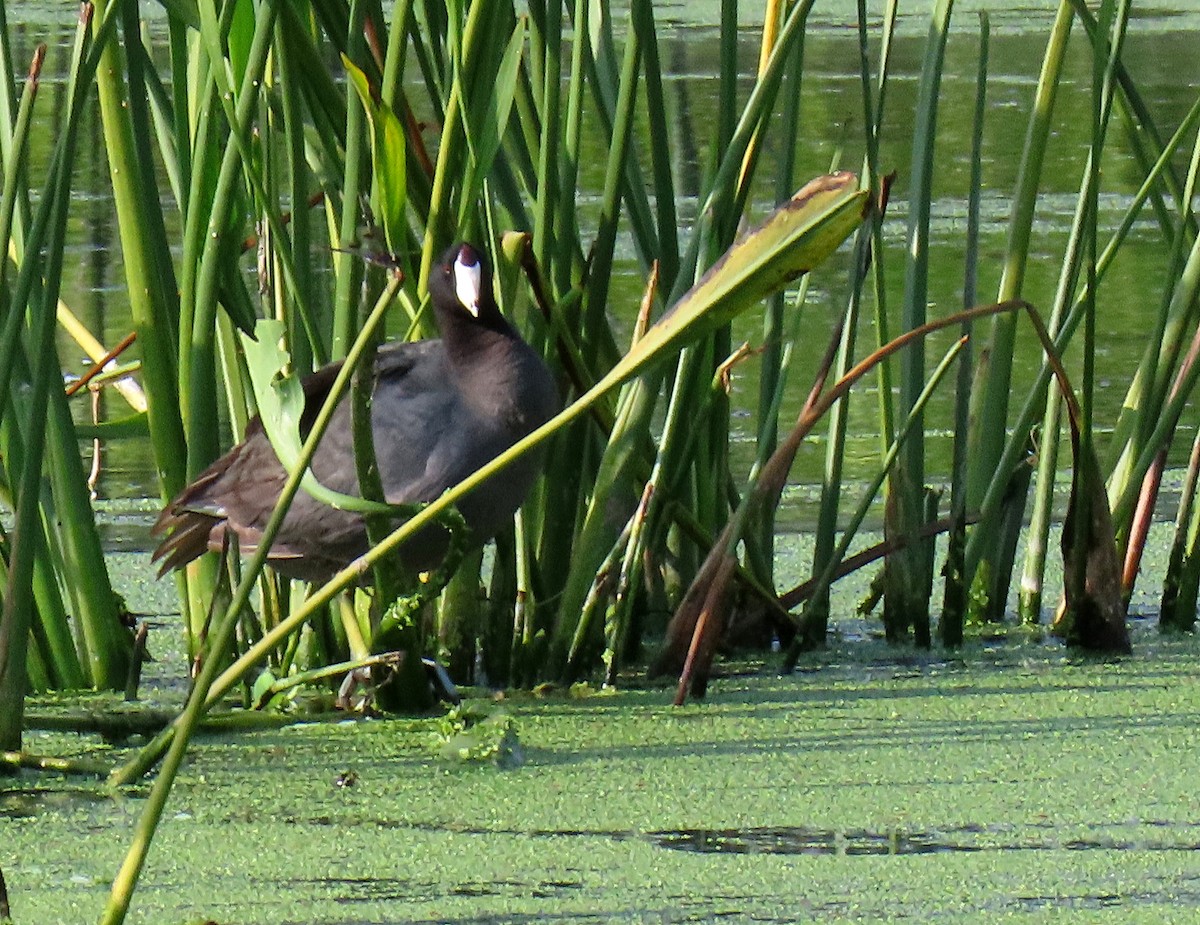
943 12 988 642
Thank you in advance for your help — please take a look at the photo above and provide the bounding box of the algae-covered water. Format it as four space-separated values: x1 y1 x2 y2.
7 609 1200 923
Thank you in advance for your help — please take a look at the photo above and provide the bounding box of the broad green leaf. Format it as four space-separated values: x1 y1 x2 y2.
342 55 407 253
597 172 867 394
239 319 397 515
226 0 255 89
250 668 277 708
459 20 525 207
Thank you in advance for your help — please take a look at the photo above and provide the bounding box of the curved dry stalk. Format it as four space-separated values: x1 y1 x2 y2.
659 296 1126 699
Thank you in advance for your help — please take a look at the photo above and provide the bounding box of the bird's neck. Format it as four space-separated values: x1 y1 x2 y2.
437 305 519 365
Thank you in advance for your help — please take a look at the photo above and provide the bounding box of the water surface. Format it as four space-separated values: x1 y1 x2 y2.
7 597 1200 922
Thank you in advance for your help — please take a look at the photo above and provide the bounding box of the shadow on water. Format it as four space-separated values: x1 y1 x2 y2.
0 786 129 819
281 814 1200 857
289 819 1200 923
302 874 585 905
649 822 1200 855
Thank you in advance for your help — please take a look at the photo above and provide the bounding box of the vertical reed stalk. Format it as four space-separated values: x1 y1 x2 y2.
940 13 988 644
884 0 953 646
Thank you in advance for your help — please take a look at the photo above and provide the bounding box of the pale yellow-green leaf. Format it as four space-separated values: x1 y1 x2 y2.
598 171 867 395
458 19 525 213
239 319 397 515
342 55 407 252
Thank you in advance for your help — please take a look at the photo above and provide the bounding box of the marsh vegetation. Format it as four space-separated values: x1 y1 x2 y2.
1 0 1200 921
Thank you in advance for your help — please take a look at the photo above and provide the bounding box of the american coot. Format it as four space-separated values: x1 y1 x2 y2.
152 242 559 582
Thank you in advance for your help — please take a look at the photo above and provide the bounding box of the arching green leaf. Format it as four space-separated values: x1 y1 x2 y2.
239 319 400 515
599 172 867 393
342 55 407 253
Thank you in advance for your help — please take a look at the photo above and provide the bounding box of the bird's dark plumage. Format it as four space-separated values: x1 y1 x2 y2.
152 243 558 581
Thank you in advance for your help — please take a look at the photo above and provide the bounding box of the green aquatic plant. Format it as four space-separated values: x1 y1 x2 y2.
0 2 1196 920
433 701 523 767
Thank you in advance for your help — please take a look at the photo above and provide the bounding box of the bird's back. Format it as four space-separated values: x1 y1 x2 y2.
153 333 556 580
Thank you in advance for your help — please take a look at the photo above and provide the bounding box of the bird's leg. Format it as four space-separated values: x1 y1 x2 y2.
370 510 470 712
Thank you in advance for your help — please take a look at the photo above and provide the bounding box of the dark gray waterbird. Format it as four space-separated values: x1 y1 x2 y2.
152 242 558 581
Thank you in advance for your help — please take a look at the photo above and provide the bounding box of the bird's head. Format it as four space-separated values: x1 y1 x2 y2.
451 243 483 318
